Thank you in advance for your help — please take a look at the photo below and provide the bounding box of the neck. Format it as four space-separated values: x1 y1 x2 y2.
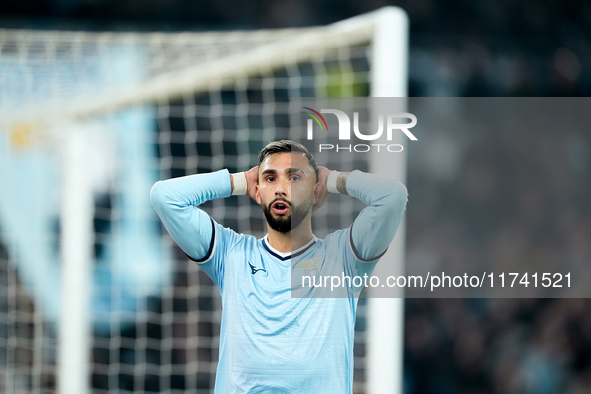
266 215 313 253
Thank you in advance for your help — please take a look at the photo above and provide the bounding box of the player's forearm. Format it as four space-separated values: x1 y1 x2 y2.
339 170 407 208
150 169 232 260
151 169 232 209
341 170 408 261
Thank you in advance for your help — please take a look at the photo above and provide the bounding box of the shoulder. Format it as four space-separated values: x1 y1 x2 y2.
197 220 257 264
211 219 254 247
322 227 380 262
319 228 351 249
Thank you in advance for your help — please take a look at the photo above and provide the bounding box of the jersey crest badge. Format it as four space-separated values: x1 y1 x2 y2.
294 255 324 279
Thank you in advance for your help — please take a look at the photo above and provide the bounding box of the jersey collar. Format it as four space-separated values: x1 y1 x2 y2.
262 234 317 261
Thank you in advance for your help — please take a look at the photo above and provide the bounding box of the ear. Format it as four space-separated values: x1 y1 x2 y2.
313 181 322 204
255 184 261 205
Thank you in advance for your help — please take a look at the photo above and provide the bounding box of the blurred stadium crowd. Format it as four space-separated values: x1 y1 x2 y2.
404 99 591 393
2 0 591 393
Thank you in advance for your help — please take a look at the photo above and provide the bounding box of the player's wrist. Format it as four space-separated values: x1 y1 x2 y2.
231 172 247 195
326 171 341 194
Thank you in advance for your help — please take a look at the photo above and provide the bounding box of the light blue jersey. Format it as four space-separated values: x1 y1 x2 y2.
151 169 407 393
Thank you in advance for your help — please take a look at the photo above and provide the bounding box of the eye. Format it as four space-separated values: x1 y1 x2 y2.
265 176 275 182
290 175 301 181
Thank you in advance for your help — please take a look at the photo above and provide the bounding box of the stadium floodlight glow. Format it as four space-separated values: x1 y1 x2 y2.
0 6 408 394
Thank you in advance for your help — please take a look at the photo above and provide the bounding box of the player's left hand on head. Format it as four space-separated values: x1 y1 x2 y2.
245 165 259 204
312 166 331 212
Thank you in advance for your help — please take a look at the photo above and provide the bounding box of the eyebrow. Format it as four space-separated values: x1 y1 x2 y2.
286 167 304 175
261 167 304 176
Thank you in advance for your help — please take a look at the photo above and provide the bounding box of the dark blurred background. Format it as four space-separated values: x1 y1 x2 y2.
3 1 590 393
2 0 591 98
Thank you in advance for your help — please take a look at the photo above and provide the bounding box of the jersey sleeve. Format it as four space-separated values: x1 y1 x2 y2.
150 169 243 287
191 219 244 290
345 170 408 264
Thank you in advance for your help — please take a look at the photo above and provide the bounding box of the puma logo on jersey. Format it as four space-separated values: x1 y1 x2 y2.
248 262 267 275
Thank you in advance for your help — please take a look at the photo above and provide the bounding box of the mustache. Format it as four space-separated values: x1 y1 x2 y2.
268 198 292 209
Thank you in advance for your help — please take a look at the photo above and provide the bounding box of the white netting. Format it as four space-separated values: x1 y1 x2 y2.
0 21 378 393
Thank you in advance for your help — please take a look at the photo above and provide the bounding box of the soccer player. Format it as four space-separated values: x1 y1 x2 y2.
150 140 408 393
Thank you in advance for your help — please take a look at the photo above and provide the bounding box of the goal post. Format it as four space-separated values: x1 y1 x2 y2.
0 7 408 393
367 8 409 394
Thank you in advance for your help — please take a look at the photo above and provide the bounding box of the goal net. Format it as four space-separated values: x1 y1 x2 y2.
0 8 407 393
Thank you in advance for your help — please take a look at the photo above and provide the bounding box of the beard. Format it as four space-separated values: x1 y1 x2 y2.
261 195 313 233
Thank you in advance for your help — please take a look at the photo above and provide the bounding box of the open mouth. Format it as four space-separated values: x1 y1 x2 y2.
271 200 290 215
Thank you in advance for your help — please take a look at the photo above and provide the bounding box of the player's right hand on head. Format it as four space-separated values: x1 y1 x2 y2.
245 166 259 203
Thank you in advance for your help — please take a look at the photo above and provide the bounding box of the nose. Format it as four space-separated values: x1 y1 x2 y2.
274 177 289 198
